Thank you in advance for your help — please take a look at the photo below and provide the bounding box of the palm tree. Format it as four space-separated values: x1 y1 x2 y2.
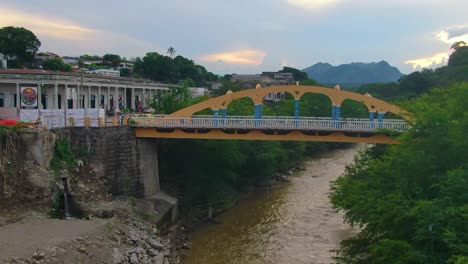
167 47 176 58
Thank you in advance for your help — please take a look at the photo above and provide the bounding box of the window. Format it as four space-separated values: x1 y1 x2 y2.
90 95 96 108
0 93 4 107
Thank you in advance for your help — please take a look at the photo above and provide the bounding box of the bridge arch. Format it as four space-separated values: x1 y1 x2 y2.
168 85 407 119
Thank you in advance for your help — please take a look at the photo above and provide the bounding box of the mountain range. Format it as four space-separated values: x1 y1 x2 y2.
302 61 403 88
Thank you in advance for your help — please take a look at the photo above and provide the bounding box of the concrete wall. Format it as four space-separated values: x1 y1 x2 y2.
20 130 56 168
68 127 160 198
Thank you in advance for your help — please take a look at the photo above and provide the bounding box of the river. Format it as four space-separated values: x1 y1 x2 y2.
183 146 361 264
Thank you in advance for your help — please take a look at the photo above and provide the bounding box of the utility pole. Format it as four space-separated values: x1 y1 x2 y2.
82 69 87 123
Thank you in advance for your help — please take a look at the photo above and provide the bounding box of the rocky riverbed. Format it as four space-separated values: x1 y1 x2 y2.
0 200 174 264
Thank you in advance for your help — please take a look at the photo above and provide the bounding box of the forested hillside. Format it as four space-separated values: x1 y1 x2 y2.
302 61 403 88
355 46 468 100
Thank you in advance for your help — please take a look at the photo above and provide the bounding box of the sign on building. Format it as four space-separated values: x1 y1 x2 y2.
20 86 38 107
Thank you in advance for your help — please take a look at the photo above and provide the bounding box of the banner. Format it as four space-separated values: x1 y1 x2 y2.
21 86 38 107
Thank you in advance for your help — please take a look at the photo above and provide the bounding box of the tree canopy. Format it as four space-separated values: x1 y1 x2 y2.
42 58 72 72
134 52 217 85
102 54 122 67
330 82 468 263
0 26 41 65
280 66 308 81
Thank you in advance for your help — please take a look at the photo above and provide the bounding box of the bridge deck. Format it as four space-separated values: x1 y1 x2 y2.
130 116 408 133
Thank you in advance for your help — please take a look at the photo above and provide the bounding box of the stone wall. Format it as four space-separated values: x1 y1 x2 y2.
68 127 160 198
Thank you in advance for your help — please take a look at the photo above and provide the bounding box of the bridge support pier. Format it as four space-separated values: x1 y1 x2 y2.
137 138 160 197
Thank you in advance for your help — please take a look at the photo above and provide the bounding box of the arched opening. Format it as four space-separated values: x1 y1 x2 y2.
384 112 404 120
0 93 5 107
193 108 213 116
341 99 369 118
57 95 62 109
226 97 255 116
262 91 297 116
90 95 96 109
126 89 132 108
41 94 47 109
299 93 333 117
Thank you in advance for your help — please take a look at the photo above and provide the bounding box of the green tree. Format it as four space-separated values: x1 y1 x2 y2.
448 46 468 68
0 26 41 66
42 58 72 72
119 68 130 77
102 54 121 67
330 82 468 263
280 66 308 81
300 78 318 86
451 41 466 52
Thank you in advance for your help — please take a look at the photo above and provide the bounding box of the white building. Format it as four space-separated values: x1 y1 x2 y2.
0 69 170 115
62 56 79 65
189 87 208 98
86 69 120 77
118 62 134 70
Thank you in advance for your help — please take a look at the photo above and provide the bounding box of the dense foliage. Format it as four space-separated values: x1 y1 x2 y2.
330 83 468 263
0 26 41 66
134 52 217 85
280 66 308 81
42 58 72 72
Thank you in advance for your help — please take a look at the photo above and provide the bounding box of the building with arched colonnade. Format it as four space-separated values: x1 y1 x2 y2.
0 69 171 122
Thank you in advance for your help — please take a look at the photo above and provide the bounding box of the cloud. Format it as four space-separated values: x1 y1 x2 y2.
436 25 468 44
199 49 267 65
0 7 159 57
0 8 93 40
404 52 449 69
286 0 338 9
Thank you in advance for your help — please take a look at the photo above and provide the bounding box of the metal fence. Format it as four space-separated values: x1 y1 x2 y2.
130 116 408 132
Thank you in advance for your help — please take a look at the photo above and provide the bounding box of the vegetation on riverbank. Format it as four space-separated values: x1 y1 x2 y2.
330 82 468 263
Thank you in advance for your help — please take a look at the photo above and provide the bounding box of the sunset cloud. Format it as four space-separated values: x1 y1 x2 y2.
0 8 94 40
436 25 468 44
404 52 449 69
0 7 159 57
199 49 267 65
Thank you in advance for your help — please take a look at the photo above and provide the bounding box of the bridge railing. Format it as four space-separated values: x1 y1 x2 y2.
130 116 408 132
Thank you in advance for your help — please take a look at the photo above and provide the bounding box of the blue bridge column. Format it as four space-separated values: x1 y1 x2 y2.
294 100 300 127
213 109 219 126
335 106 341 128
254 104 263 126
369 111 375 129
331 106 336 121
221 108 227 125
378 112 384 128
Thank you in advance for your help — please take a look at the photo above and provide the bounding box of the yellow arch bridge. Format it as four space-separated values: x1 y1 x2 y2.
131 85 409 144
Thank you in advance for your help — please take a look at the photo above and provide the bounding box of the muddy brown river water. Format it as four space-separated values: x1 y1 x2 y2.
183 146 361 264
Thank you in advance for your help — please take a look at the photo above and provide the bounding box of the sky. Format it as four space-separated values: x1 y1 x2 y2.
1 0 468 75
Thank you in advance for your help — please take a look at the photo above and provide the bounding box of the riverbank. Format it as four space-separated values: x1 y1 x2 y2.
180 145 362 264
0 200 172 264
